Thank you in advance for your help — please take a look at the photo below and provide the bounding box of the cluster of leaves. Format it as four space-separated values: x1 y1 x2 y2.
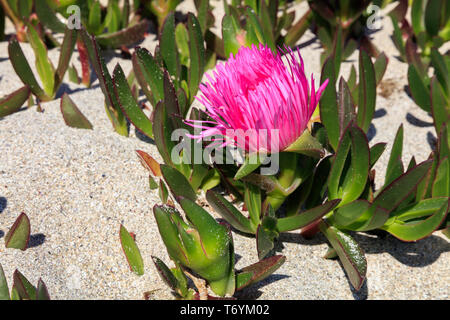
0 264 50 300
390 0 449 122
1 213 50 300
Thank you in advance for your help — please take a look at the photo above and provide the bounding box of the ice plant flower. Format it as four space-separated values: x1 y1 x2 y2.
188 44 328 154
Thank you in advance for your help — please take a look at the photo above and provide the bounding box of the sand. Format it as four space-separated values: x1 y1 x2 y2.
0 1 448 300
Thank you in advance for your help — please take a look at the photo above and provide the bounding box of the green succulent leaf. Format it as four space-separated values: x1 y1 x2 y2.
222 14 241 58
60 93 93 129
357 50 376 133
160 164 197 202
97 20 150 49
5 212 30 251
12 270 36 300
375 160 433 212
236 255 286 291
319 220 367 291
35 0 66 33
187 13 205 104
0 264 9 300
385 125 404 186
36 279 50 300
26 23 55 98
319 57 339 150
206 190 255 234
431 76 449 136
370 143 387 168
432 157 449 197
8 37 47 101
119 224 145 276
277 199 341 232
132 47 165 107
328 124 369 206
79 28 128 136
160 13 180 83
151 256 179 291
382 199 449 241
113 64 153 138
408 64 431 112
55 27 77 90
0 86 31 117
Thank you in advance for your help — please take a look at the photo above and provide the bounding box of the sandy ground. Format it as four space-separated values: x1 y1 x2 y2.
0 1 448 300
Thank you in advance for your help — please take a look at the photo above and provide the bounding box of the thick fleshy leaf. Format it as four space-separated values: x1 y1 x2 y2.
374 52 389 86
375 160 433 212
256 206 278 259
151 256 179 292
382 199 449 241
357 50 376 133
153 205 188 264
432 157 449 197
60 93 93 129
0 264 9 300
5 213 30 251
234 154 265 180
97 20 150 49
178 197 228 251
160 165 196 202
331 200 389 232
119 224 144 275
430 48 449 95
319 220 367 291
424 0 443 37
385 125 404 186
187 13 205 103
328 124 369 206
36 279 50 300
55 27 77 89
284 129 325 158
222 14 241 57
153 101 176 166
160 13 180 82
35 0 66 33
206 190 255 234
338 78 356 137
8 37 47 100
244 182 261 228
284 9 311 47
113 64 153 138
391 197 449 221
236 255 286 291
370 143 387 168
12 270 36 300
26 23 55 98
319 57 339 150
80 28 127 135
430 76 449 136
277 199 341 232
132 47 165 107
0 86 31 117
408 64 431 112
136 150 161 177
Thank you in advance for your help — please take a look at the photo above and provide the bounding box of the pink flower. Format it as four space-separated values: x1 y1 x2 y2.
187 44 328 154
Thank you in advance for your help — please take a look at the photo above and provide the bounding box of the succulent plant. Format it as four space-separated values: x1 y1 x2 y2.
220 0 313 58
390 0 450 116
0 24 77 117
152 199 285 299
0 264 50 300
306 0 390 65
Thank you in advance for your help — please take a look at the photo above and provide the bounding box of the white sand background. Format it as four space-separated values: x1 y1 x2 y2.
0 1 448 299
